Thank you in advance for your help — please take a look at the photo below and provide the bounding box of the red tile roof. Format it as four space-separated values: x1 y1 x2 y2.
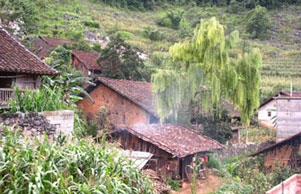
31 36 76 58
123 124 223 158
96 77 157 116
72 50 102 71
0 27 58 75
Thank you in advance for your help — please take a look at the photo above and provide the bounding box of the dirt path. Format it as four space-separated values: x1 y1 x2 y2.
172 175 222 194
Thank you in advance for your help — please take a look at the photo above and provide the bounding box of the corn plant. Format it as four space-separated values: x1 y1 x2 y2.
9 85 72 113
0 128 154 194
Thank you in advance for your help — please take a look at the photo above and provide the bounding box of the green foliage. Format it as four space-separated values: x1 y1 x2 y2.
246 5 273 40
0 128 153 193
98 33 151 81
9 85 71 113
82 20 101 28
118 30 133 40
144 27 165 41
196 111 233 144
166 178 180 191
45 46 95 105
217 155 301 194
157 10 184 30
206 153 220 169
152 17 262 129
0 0 39 34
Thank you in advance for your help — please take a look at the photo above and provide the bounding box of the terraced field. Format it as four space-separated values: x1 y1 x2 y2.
261 53 301 100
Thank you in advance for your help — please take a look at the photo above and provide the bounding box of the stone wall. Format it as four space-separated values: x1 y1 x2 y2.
0 110 74 137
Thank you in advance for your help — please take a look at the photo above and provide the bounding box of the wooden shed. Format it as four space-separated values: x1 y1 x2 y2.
109 124 223 181
250 132 301 169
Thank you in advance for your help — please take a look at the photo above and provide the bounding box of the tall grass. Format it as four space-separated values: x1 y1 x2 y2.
0 128 153 193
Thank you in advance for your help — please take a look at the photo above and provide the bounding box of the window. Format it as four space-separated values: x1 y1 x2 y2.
268 111 271 117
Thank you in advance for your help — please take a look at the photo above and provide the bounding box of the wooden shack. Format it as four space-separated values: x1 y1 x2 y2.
0 27 57 109
250 132 301 169
77 77 159 126
109 124 223 181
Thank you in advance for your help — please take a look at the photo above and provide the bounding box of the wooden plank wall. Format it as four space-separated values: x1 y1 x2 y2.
276 98 301 142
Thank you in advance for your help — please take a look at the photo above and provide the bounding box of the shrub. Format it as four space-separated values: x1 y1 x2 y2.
246 5 273 40
206 153 220 169
118 31 133 40
82 20 101 28
144 27 165 41
166 178 180 191
156 10 184 30
0 128 153 193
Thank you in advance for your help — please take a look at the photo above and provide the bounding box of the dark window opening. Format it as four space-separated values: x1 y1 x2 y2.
268 111 271 117
122 114 126 124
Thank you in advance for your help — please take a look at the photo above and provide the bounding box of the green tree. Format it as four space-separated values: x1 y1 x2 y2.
97 33 150 81
246 5 272 40
152 17 262 143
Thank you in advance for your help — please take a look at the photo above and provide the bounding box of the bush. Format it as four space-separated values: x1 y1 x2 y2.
206 153 220 169
246 5 273 40
82 20 101 28
0 128 153 193
166 178 180 191
144 27 165 41
156 10 184 30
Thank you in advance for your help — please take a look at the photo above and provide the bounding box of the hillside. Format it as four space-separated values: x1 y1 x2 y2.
1 0 301 100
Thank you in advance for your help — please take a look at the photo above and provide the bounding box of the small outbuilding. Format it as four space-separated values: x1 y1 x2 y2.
250 132 301 169
109 124 223 181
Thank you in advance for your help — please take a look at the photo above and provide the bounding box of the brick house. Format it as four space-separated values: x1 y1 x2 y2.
77 77 159 126
109 124 223 180
71 50 102 77
0 27 57 108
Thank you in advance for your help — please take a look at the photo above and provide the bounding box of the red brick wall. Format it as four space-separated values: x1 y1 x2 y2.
72 56 89 77
77 84 151 126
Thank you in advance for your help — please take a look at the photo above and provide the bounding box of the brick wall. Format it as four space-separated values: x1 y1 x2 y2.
266 174 301 194
77 84 151 126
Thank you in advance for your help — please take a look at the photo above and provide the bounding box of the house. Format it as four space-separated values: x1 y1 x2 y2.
258 91 301 129
31 37 102 78
76 77 159 126
250 132 301 169
0 27 57 108
109 124 223 180
30 36 76 59
71 50 102 77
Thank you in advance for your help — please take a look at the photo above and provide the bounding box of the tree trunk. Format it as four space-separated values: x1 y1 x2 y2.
245 125 249 144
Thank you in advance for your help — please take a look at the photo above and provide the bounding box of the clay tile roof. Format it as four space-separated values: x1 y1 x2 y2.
97 77 156 116
0 27 58 75
123 124 223 158
40 36 76 47
72 50 102 71
31 36 76 59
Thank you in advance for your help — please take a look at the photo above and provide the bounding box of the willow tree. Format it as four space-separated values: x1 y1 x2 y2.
152 17 262 143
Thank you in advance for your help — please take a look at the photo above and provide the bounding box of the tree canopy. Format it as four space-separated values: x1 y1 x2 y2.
152 17 262 128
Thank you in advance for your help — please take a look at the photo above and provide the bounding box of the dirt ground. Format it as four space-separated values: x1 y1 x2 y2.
172 175 222 194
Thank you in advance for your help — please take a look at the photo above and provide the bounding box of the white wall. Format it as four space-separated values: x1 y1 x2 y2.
39 110 74 136
258 100 277 129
